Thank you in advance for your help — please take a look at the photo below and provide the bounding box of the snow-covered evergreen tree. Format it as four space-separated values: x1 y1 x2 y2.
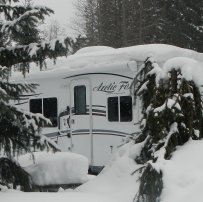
0 0 71 190
132 57 203 202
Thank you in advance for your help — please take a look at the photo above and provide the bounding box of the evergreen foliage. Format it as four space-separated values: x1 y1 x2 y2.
74 0 203 51
0 0 70 190
132 57 203 202
0 0 71 73
98 0 123 48
0 158 32 191
135 164 163 202
71 35 89 53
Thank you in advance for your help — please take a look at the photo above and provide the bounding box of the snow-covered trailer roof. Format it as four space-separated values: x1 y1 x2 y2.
12 44 203 81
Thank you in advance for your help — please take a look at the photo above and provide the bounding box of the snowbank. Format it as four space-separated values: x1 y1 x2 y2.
76 139 203 202
1 143 140 202
18 152 89 186
161 139 203 202
0 191 117 202
77 141 142 202
2 140 203 202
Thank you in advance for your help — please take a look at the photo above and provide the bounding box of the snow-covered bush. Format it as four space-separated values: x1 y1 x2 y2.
132 57 203 202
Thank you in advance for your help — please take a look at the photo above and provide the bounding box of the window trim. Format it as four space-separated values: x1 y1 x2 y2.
74 85 87 115
29 98 43 114
107 96 119 122
120 96 133 122
107 96 132 122
29 97 58 127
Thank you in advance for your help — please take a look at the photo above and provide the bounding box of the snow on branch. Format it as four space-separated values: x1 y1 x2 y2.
0 37 71 67
154 122 179 162
0 3 53 22
1 9 39 32
161 57 203 87
0 100 60 153
154 97 181 114
1 6 53 33
137 80 149 95
0 65 37 98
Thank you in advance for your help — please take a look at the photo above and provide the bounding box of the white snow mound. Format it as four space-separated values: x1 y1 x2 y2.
75 46 115 55
18 152 89 186
161 139 203 202
162 57 203 86
77 141 143 202
2 140 203 202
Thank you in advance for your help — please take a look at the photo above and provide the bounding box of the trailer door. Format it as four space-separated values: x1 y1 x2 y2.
70 80 93 164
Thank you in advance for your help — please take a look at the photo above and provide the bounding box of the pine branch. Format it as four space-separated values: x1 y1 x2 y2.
0 2 54 46
0 157 32 191
0 4 53 21
0 0 19 4
0 37 71 67
0 1 64 191
0 101 60 156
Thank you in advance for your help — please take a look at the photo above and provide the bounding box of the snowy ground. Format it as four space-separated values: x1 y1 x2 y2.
2 140 203 202
1 191 120 202
0 190 117 202
0 142 139 202
161 139 203 202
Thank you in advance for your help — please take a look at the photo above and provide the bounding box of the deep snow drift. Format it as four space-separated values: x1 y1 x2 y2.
2 140 203 202
161 139 203 202
76 141 141 202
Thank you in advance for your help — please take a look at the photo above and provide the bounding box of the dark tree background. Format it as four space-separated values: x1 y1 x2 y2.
73 0 203 52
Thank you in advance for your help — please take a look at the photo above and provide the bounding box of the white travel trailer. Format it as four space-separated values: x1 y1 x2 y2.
13 45 203 168
13 46 141 167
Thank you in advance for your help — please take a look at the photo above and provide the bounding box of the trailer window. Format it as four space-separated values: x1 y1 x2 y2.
108 96 132 122
74 85 86 114
29 97 58 127
43 98 58 127
30 99 42 114
120 96 132 122
108 97 119 121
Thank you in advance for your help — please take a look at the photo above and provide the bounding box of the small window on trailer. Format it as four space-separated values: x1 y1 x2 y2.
29 97 58 127
108 96 132 122
74 85 86 115
30 99 42 114
107 97 119 121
